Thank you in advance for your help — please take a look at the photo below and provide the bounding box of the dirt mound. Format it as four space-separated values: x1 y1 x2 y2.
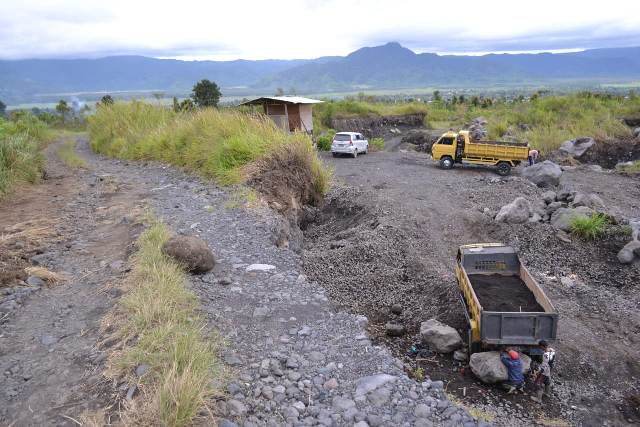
549 136 640 168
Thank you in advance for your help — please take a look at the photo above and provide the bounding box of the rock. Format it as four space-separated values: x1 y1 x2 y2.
126 384 137 400
469 351 531 383
630 218 640 241
161 235 215 273
550 206 594 231
453 349 468 362
559 137 596 158
41 335 58 345
367 387 391 406
570 193 589 208
218 420 238 427
390 304 403 315
546 201 564 214
495 197 531 224
323 378 338 390
521 161 563 187
354 422 370 427
26 276 45 287
617 241 640 264
556 230 572 243
588 194 606 210
385 322 405 337
226 399 247 416
355 374 397 396
633 127 640 138
420 319 462 353
332 396 356 412
245 263 276 272
135 364 150 377
414 403 432 418
541 191 557 204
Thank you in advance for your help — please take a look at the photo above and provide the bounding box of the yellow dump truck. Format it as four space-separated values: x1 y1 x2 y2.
456 243 558 354
431 130 529 175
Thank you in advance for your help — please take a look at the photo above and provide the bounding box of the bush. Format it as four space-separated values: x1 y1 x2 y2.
88 101 330 204
316 129 336 151
0 114 50 198
569 213 608 240
370 137 385 151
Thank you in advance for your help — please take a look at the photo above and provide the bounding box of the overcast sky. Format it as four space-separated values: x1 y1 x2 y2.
1 0 639 60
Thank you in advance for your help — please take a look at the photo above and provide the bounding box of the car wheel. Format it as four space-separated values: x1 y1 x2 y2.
352 149 358 158
496 162 511 176
364 144 369 154
332 152 338 157
440 157 454 169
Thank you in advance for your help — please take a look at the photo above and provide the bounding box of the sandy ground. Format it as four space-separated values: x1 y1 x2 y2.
303 149 640 426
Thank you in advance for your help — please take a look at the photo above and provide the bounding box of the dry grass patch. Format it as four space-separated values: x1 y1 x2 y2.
24 266 67 286
107 220 224 426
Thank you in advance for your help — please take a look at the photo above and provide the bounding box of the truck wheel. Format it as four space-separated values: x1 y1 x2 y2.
440 157 454 169
496 162 511 176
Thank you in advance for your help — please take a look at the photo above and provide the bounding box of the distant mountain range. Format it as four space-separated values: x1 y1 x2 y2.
2 42 640 105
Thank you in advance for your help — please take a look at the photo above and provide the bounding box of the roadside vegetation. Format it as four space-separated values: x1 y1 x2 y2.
314 92 640 153
0 112 51 198
89 101 330 204
108 220 223 426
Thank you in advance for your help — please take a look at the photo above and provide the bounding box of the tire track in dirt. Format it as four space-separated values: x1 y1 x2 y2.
0 138 146 426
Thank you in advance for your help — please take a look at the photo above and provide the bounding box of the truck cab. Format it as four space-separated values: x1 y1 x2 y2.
431 130 529 176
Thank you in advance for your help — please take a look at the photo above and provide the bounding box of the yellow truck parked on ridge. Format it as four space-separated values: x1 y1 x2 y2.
431 130 529 176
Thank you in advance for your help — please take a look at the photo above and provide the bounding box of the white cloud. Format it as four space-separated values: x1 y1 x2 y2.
0 0 638 59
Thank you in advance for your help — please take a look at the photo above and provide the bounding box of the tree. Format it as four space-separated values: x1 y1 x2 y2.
100 95 114 105
191 79 221 108
0 99 6 117
470 96 480 107
275 88 285 96
56 100 71 121
179 98 196 112
432 90 442 102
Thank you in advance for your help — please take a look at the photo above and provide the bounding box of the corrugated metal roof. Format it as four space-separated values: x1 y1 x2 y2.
240 96 323 105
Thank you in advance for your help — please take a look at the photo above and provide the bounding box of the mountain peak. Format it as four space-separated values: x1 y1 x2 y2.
347 42 416 60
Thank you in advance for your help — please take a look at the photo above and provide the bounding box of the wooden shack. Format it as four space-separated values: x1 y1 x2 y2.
240 96 322 134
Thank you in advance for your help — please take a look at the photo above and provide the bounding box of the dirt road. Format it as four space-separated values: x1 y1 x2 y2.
304 150 640 426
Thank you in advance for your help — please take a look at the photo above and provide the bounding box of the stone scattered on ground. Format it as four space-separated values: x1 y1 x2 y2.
495 197 531 224
617 240 640 264
161 235 215 273
419 319 462 353
469 351 531 384
521 160 563 187
559 137 596 159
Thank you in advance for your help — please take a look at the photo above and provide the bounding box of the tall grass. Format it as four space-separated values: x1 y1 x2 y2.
110 221 223 426
0 114 50 197
89 101 329 197
569 213 608 240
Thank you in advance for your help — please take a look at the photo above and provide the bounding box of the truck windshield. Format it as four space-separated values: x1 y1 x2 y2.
334 134 352 141
439 137 454 145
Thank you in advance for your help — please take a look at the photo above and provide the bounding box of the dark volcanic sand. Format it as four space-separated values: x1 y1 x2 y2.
468 273 544 312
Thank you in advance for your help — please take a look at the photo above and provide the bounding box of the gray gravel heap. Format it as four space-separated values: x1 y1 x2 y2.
84 147 482 426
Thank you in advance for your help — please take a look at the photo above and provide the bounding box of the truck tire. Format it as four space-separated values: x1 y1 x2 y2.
440 157 454 169
496 162 511 176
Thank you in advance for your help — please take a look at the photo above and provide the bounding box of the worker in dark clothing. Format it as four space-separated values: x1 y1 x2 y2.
500 349 525 394
532 340 556 403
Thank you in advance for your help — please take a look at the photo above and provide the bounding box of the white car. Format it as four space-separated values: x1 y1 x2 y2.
331 132 368 158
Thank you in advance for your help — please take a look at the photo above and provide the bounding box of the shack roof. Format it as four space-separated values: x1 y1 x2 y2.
240 96 323 106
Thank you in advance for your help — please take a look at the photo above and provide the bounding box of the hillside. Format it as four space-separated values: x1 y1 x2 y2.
2 43 640 104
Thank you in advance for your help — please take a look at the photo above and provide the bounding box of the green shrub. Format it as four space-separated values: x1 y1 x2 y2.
370 137 385 151
88 101 331 201
316 129 336 151
569 213 608 240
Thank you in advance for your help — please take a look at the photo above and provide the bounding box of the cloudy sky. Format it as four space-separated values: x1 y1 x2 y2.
1 0 639 60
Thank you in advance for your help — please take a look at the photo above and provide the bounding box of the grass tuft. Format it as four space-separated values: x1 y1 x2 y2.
370 137 385 151
109 220 223 427
569 213 608 240
57 138 87 168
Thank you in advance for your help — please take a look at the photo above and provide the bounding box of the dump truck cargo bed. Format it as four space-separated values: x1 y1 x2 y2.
455 243 558 352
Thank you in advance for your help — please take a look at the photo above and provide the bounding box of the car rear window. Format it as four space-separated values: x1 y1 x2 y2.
334 134 352 141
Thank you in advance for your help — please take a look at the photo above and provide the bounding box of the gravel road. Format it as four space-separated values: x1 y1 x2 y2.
303 150 640 426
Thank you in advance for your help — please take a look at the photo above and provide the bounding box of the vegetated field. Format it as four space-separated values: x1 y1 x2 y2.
0 113 51 197
313 93 640 153
89 101 329 205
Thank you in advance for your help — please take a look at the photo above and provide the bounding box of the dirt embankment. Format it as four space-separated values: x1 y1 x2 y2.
330 113 425 138
302 150 640 426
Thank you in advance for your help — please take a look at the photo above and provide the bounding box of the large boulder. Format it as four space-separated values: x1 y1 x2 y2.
617 240 640 264
469 351 531 384
420 319 462 353
161 235 216 273
495 197 531 224
550 206 594 231
468 117 488 141
559 137 596 159
521 161 563 187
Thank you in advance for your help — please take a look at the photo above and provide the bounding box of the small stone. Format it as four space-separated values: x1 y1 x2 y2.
26 276 45 287
297 326 311 336
414 403 431 418
390 304 402 315
218 419 238 427
227 399 247 416
332 396 356 412
135 364 150 377
385 322 405 337
323 378 339 389
126 384 137 400
41 335 58 345
354 422 370 427
245 264 276 272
